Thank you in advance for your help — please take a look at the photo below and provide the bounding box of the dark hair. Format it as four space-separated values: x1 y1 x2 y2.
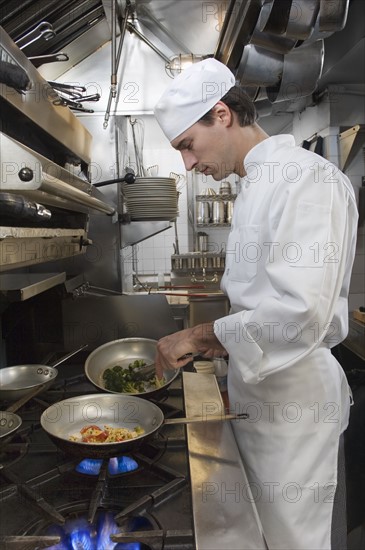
199 85 257 127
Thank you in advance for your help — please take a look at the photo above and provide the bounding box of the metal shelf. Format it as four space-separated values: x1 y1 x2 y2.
197 223 231 228
0 272 66 301
196 194 237 201
121 220 172 247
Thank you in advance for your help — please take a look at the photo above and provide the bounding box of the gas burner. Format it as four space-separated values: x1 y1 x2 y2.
75 456 139 476
23 502 158 550
71 437 168 479
0 373 193 548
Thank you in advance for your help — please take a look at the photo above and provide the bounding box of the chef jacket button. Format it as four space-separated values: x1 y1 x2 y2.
226 268 230 275
245 181 250 189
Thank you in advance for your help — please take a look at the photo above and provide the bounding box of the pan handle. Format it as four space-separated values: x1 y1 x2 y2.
164 412 249 425
6 383 49 414
49 344 88 368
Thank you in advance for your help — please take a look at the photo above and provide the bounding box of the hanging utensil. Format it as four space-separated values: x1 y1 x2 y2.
48 81 86 94
319 0 349 32
15 22 56 50
28 53 69 66
129 118 147 177
77 93 101 103
53 96 95 113
266 39 324 103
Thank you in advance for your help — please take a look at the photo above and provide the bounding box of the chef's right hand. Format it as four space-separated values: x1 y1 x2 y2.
155 322 227 379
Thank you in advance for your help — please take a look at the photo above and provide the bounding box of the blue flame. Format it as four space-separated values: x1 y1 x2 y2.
44 511 147 549
96 512 119 549
108 456 138 475
70 527 94 550
75 459 103 476
75 457 138 476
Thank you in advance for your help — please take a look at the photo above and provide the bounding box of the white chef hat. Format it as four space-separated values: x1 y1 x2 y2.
154 58 236 142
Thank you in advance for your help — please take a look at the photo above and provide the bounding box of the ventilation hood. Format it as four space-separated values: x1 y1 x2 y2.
1 0 363 125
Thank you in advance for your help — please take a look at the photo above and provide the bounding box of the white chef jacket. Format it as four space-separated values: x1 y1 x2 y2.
214 135 358 550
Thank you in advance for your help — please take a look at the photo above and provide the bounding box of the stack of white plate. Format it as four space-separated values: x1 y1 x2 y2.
122 177 178 221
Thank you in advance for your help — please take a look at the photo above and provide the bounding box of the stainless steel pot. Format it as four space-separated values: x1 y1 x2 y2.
0 345 88 402
40 393 247 459
285 0 320 40
196 201 210 224
212 200 225 224
319 0 349 32
258 0 292 35
237 44 283 87
84 338 180 399
225 199 235 224
197 232 209 252
266 39 324 103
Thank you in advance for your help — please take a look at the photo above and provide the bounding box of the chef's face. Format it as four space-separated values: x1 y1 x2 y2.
171 110 239 180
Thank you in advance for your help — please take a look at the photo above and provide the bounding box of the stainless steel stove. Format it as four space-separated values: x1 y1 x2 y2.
0 358 194 550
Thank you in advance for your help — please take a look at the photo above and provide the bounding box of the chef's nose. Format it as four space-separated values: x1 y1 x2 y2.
180 150 198 171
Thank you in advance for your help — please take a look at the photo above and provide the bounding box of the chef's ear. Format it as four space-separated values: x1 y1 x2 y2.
212 101 232 126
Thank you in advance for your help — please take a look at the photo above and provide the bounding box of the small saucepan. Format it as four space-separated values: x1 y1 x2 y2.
40 393 247 459
0 345 88 402
84 338 180 400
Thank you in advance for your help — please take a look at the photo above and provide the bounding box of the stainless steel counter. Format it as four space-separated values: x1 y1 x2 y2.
183 372 267 549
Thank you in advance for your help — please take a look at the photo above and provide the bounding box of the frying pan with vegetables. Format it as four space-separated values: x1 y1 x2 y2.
84 338 179 399
40 393 247 459
40 393 165 458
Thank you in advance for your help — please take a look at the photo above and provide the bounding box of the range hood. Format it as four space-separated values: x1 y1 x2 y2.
112 0 362 121
0 1 363 121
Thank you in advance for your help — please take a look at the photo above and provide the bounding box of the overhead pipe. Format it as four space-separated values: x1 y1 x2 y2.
103 0 131 129
126 22 171 64
137 4 191 55
111 0 117 99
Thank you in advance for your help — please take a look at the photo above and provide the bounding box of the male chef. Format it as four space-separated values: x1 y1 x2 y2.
153 58 358 549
